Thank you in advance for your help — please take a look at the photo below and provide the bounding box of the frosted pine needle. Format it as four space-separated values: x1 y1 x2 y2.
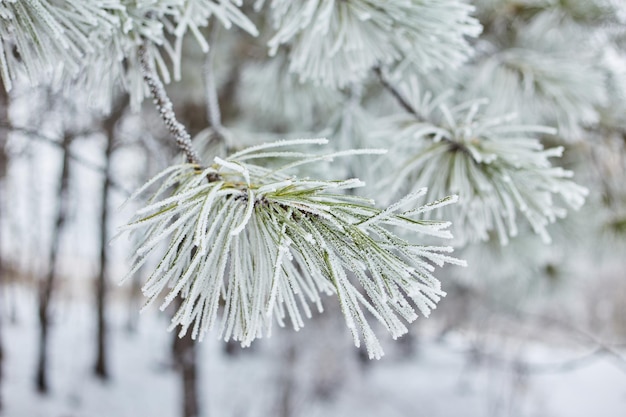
121 140 465 359
262 0 481 88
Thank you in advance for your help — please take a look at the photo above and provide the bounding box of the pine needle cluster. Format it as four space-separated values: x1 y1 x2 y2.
121 139 465 358
376 81 588 245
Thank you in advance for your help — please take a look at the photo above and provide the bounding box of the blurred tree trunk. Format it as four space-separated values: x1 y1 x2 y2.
0 314 3 412
125 141 150 334
0 84 7 412
125 265 142 334
396 327 418 359
172 297 200 417
36 132 73 394
0 313 3 412
277 341 297 417
94 98 127 379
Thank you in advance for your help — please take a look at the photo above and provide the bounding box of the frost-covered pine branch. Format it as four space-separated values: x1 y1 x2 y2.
0 0 116 91
4 0 623 363
0 0 256 109
120 139 465 359
375 78 589 245
459 5 609 138
260 0 481 88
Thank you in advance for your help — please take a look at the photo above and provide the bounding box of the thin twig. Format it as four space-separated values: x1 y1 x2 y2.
0 124 131 196
459 284 626 374
465 344 619 375
138 43 202 166
520 347 613 374
515 311 626 373
374 67 426 122
374 67 476 157
202 22 229 154
205 23 223 133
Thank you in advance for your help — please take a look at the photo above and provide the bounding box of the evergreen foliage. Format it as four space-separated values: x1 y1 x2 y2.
2 0 625 356
121 140 464 358
374 79 589 244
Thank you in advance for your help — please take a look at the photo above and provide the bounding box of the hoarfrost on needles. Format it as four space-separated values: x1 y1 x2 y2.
121 140 465 359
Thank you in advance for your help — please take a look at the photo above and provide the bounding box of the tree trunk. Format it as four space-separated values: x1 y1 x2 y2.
172 318 200 417
277 341 297 417
0 79 7 412
94 99 127 379
0 317 3 412
0 198 3 411
126 133 157 334
36 132 72 394
125 265 142 334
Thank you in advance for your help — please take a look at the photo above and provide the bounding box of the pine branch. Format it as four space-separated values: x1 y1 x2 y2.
375 91 588 244
121 139 464 359
138 43 202 166
265 0 480 88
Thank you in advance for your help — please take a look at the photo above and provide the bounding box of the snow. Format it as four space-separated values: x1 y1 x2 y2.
2 288 625 417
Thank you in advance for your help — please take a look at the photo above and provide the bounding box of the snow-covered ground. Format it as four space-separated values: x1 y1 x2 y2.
2 287 625 417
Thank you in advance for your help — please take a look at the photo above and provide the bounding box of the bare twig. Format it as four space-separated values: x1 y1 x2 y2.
465 344 621 375
138 43 202 166
374 67 474 156
205 23 223 133
201 22 230 158
374 67 426 122
0 124 131 196
458 284 626 375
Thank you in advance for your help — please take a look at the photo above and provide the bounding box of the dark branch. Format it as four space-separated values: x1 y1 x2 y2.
138 43 202 166
0 124 131 196
374 67 475 158
374 67 426 122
